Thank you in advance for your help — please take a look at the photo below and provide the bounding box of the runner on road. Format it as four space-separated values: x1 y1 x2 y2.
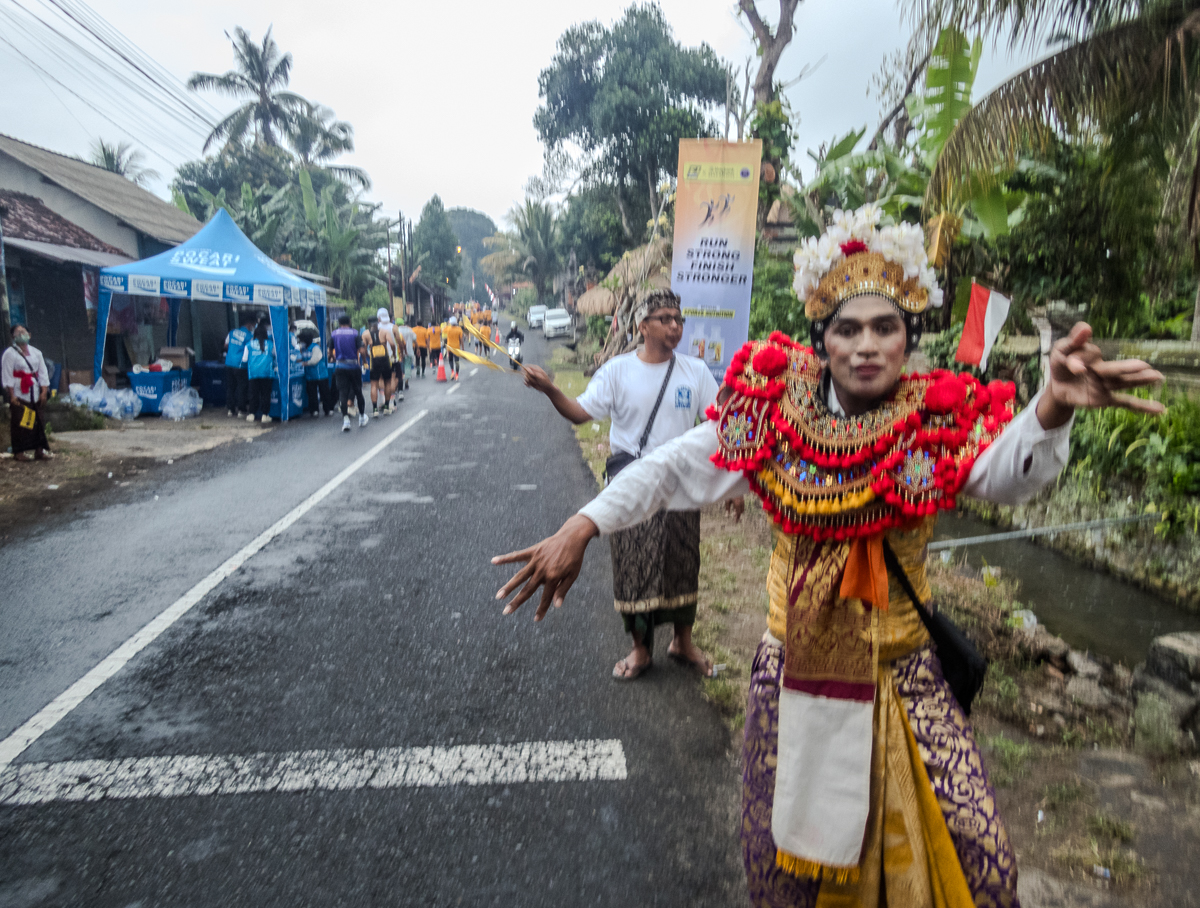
412 323 429 377
330 314 368 431
446 317 465 381
363 315 395 417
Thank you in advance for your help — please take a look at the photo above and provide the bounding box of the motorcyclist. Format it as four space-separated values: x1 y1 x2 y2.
506 321 524 344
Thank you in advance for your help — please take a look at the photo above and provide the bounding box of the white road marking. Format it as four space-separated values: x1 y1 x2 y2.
0 410 430 772
513 484 538 491
469 368 479 377
447 384 460 395
0 739 627 806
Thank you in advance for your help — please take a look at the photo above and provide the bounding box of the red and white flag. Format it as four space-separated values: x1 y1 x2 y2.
955 283 1011 372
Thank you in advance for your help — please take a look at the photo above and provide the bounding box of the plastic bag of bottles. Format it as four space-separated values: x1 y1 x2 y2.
160 386 203 421
68 381 101 408
94 386 141 420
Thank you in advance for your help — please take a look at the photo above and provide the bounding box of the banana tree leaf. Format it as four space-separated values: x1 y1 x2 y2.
968 185 1010 238
826 127 867 162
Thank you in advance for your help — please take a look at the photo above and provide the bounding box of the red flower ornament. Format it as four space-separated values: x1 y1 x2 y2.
924 374 967 414
751 345 789 379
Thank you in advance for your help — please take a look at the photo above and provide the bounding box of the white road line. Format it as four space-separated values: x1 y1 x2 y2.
469 367 479 377
447 384 460 395
0 739 627 806
513 484 538 491
0 410 430 772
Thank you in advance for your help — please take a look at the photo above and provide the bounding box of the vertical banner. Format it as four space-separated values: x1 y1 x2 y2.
670 138 762 381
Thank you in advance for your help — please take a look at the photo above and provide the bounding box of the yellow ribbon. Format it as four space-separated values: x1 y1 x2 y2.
446 345 506 372
459 320 526 371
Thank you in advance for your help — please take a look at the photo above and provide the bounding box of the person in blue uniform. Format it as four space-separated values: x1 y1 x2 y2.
241 318 276 424
222 312 256 417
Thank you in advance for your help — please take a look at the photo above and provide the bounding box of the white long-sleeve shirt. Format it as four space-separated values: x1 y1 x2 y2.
579 386 1073 535
1 344 49 405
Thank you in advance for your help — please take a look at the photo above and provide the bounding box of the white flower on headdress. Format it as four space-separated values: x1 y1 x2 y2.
854 203 882 236
793 203 938 304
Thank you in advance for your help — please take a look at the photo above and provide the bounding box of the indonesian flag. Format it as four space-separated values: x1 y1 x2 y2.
956 283 1011 372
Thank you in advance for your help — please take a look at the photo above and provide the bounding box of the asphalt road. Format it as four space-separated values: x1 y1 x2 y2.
0 330 744 907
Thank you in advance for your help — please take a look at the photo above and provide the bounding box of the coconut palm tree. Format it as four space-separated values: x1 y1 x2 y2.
90 139 159 186
287 105 371 189
909 0 1200 337
909 1 1200 214
187 26 310 151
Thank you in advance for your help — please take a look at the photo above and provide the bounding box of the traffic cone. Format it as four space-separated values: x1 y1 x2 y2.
436 356 447 382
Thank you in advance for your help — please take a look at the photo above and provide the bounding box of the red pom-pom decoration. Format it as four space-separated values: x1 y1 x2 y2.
840 240 869 257
924 374 967 414
751 346 789 378
987 380 1016 403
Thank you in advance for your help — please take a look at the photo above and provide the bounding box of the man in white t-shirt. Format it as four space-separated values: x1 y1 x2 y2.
523 289 720 680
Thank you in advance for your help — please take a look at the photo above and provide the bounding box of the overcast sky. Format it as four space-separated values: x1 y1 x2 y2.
1 0 1043 229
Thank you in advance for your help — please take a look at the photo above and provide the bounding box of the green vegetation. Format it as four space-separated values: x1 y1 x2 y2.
981 733 1033 787
1069 390 1200 538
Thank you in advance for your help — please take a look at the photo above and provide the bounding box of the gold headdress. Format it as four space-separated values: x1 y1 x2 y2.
793 204 943 322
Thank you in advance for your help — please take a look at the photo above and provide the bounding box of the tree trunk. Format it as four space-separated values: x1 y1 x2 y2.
1192 280 1200 343
614 191 635 241
739 0 802 105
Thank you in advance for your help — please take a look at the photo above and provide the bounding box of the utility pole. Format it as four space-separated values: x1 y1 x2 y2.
0 201 10 344
397 211 407 321
385 222 395 312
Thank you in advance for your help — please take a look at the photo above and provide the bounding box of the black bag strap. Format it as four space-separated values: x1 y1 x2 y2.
881 538 937 629
636 355 676 457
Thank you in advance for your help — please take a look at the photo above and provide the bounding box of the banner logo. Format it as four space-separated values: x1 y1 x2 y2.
192 280 223 300
161 279 190 297
99 274 126 293
254 284 284 304
170 248 240 275
224 283 252 302
682 162 754 183
128 275 161 295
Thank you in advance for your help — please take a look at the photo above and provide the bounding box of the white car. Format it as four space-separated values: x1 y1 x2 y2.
527 305 547 329
542 308 574 340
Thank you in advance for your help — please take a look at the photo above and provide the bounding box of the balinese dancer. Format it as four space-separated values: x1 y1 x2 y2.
493 205 1164 906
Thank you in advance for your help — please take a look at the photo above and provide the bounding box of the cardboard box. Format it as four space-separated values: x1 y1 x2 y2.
158 346 195 371
67 369 94 388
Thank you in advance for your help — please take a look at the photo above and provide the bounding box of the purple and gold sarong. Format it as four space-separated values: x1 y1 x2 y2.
742 639 1019 908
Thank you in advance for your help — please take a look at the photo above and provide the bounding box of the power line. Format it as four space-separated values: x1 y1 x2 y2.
40 0 222 128
0 29 189 169
2 2 209 150
0 0 236 168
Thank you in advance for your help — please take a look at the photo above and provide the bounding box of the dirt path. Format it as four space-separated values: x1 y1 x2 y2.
0 411 267 540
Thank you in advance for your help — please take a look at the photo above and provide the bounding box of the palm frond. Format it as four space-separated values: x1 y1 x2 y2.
204 105 254 152
902 0 1144 49
927 17 1176 208
186 71 251 96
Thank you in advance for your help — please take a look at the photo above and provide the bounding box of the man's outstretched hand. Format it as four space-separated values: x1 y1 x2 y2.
492 514 599 621
1036 323 1166 429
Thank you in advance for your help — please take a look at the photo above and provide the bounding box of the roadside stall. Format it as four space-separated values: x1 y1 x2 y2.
94 210 328 421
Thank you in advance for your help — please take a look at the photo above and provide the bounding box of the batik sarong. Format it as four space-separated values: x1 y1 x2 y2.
743 638 1018 908
9 400 49 455
609 509 701 643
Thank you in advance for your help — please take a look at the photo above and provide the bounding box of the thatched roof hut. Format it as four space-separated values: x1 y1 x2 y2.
576 285 617 317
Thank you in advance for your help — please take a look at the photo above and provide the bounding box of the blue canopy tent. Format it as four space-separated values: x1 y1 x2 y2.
95 209 329 421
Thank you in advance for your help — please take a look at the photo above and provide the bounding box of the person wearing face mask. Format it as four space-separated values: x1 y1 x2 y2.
2 324 53 461
493 206 1167 907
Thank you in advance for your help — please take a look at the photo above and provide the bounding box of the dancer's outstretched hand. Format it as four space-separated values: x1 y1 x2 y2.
493 514 599 621
1037 323 1166 428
